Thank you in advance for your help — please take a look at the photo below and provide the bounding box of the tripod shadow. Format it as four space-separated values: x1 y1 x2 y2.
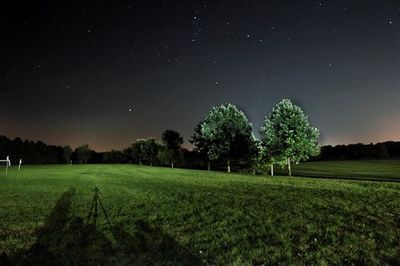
4 188 202 265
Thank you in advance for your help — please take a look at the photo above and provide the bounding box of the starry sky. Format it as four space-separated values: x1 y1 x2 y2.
1 0 400 151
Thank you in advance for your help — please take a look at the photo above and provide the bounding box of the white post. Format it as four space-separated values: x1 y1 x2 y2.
270 164 274 176
18 159 22 171
5 156 10 176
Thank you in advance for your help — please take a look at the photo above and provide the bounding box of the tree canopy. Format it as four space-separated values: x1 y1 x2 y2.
260 99 320 176
75 144 92 164
200 103 257 172
158 130 184 168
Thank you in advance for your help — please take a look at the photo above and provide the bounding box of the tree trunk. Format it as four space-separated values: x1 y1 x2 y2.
288 157 292 176
207 161 210 171
227 159 231 173
270 164 274 176
171 162 174 168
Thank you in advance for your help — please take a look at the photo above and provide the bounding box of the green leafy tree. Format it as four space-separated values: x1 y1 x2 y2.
63 145 73 164
200 103 257 173
75 144 91 164
260 99 320 176
158 130 184 168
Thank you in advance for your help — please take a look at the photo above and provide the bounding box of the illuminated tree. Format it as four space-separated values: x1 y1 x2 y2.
260 99 320 176
200 103 257 173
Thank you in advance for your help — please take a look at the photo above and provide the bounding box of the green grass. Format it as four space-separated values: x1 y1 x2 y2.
1 164 400 264
275 160 400 181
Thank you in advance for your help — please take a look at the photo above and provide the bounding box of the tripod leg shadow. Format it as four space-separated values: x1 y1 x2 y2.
15 188 114 265
5 188 203 265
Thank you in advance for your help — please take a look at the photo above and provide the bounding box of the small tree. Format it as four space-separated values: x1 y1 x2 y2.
130 139 146 165
200 103 257 173
260 99 320 176
130 138 162 166
158 130 184 168
63 145 73 164
190 122 212 171
75 144 91 164
141 138 161 166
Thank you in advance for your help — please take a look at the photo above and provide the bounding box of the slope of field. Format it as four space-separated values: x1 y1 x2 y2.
0 165 400 264
275 160 400 181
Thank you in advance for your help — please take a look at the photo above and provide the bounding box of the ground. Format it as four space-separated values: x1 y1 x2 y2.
276 160 400 181
0 163 400 264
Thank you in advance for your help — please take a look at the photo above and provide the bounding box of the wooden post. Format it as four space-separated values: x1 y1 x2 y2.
207 161 210 171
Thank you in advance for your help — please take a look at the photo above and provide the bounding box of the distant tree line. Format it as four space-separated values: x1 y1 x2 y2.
1 99 399 174
1 134 398 166
312 142 400 161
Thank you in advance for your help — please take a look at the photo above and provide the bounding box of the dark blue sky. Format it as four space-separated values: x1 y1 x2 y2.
1 0 400 151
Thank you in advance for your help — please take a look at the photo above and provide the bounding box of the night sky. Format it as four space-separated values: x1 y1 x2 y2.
2 0 400 151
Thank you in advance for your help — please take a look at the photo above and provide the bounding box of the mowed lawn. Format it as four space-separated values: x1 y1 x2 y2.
275 160 400 181
0 164 400 264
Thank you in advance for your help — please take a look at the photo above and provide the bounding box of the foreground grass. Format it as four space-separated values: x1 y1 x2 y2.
275 160 400 181
0 164 400 264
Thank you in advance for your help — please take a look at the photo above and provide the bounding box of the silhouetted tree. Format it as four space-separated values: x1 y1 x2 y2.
75 144 91 164
63 146 73 164
190 122 212 170
103 150 127 163
130 139 147 165
141 138 162 166
158 130 183 168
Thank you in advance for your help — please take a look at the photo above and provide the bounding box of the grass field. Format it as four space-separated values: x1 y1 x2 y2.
1 164 400 264
275 160 400 181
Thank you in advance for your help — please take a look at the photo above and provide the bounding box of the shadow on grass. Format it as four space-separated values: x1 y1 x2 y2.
1 188 202 265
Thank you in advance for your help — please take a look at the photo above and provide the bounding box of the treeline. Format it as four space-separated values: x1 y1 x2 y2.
0 136 65 164
1 100 399 171
0 133 219 168
314 142 400 161
1 136 399 166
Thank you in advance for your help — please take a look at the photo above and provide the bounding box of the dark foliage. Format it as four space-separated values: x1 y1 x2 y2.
2 134 400 167
313 142 400 161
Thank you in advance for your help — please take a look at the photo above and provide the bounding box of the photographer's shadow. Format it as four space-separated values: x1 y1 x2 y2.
9 188 202 265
